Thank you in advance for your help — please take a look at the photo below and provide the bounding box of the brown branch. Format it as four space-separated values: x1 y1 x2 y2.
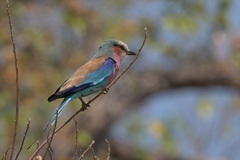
105 139 110 160
2 146 12 160
90 146 98 160
43 109 58 160
78 140 95 160
6 1 20 160
29 107 89 159
47 150 52 160
15 119 31 160
36 141 39 150
72 119 79 160
29 28 147 159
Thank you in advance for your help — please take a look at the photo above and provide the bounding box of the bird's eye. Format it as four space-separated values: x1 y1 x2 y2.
99 46 102 49
120 45 125 51
114 44 125 51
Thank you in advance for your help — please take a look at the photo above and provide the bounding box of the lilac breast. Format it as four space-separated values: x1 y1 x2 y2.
108 64 120 84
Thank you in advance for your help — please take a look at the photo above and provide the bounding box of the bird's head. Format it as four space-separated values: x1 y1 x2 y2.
94 39 136 62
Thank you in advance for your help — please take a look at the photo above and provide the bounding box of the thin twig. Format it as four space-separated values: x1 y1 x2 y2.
15 119 31 160
6 1 20 160
30 28 147 159
43 109 58 160
29 106 87 159
105 139 110 160
47 150 53 160
90 147 98 160
36 141 39 150
46 126 54 153
78 140 95 160
72 119 78 160
2 146 12 160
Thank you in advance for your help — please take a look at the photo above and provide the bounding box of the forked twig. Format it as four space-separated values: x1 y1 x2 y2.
43 109 58 160
15 119 31 160
78 140 95 160
105 139 110 160
6 1 20 160
30 28 147 159
72 119 79 160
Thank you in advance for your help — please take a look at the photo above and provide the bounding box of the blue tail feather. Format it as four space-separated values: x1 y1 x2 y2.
27 97 72 149
43 97 72 130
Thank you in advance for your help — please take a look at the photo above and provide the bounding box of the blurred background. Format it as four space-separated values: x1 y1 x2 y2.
0 0 239 160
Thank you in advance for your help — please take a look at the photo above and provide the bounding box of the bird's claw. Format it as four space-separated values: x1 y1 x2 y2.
81 102 90 110
78 97 90 110
102 88 109 94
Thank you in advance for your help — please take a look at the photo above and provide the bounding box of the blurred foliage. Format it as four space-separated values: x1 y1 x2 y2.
0 0 239 160
162 0 205 33
197 98 214 121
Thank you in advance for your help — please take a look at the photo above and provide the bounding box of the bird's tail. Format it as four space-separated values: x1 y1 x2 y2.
44 97 72 130
27 97 72 149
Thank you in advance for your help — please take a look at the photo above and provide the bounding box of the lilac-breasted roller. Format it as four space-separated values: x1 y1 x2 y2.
45 39 136 128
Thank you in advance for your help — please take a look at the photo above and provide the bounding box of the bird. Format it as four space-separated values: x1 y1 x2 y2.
27 39 136 149
46 39 136 128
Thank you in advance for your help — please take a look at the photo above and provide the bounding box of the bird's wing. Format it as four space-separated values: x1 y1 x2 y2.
48 57 115 101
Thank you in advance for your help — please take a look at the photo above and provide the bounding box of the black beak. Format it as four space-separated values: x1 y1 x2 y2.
126 50 137 55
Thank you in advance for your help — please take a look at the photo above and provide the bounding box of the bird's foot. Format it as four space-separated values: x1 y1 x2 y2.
78 97 90 110
102 88 109 94
82 102 90 110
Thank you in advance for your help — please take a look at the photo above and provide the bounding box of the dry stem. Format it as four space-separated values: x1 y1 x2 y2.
72 119 79 160
78 140 95 160
15 119 31 160
42 109 58 160
6 1 20 160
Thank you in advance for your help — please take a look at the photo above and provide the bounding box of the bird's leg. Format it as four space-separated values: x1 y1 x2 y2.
78 97 90 110
102 87 109 94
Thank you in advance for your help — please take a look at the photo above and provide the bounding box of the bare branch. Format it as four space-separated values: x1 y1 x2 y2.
6 0 20 159
78 140 95 160
90 146 98 160
72 119 79 160
43 109 58 160
30 28 147 159
15 119 31 160
105 139 110 160
36 141 39 150
2 146 12 160
47 150 52 160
